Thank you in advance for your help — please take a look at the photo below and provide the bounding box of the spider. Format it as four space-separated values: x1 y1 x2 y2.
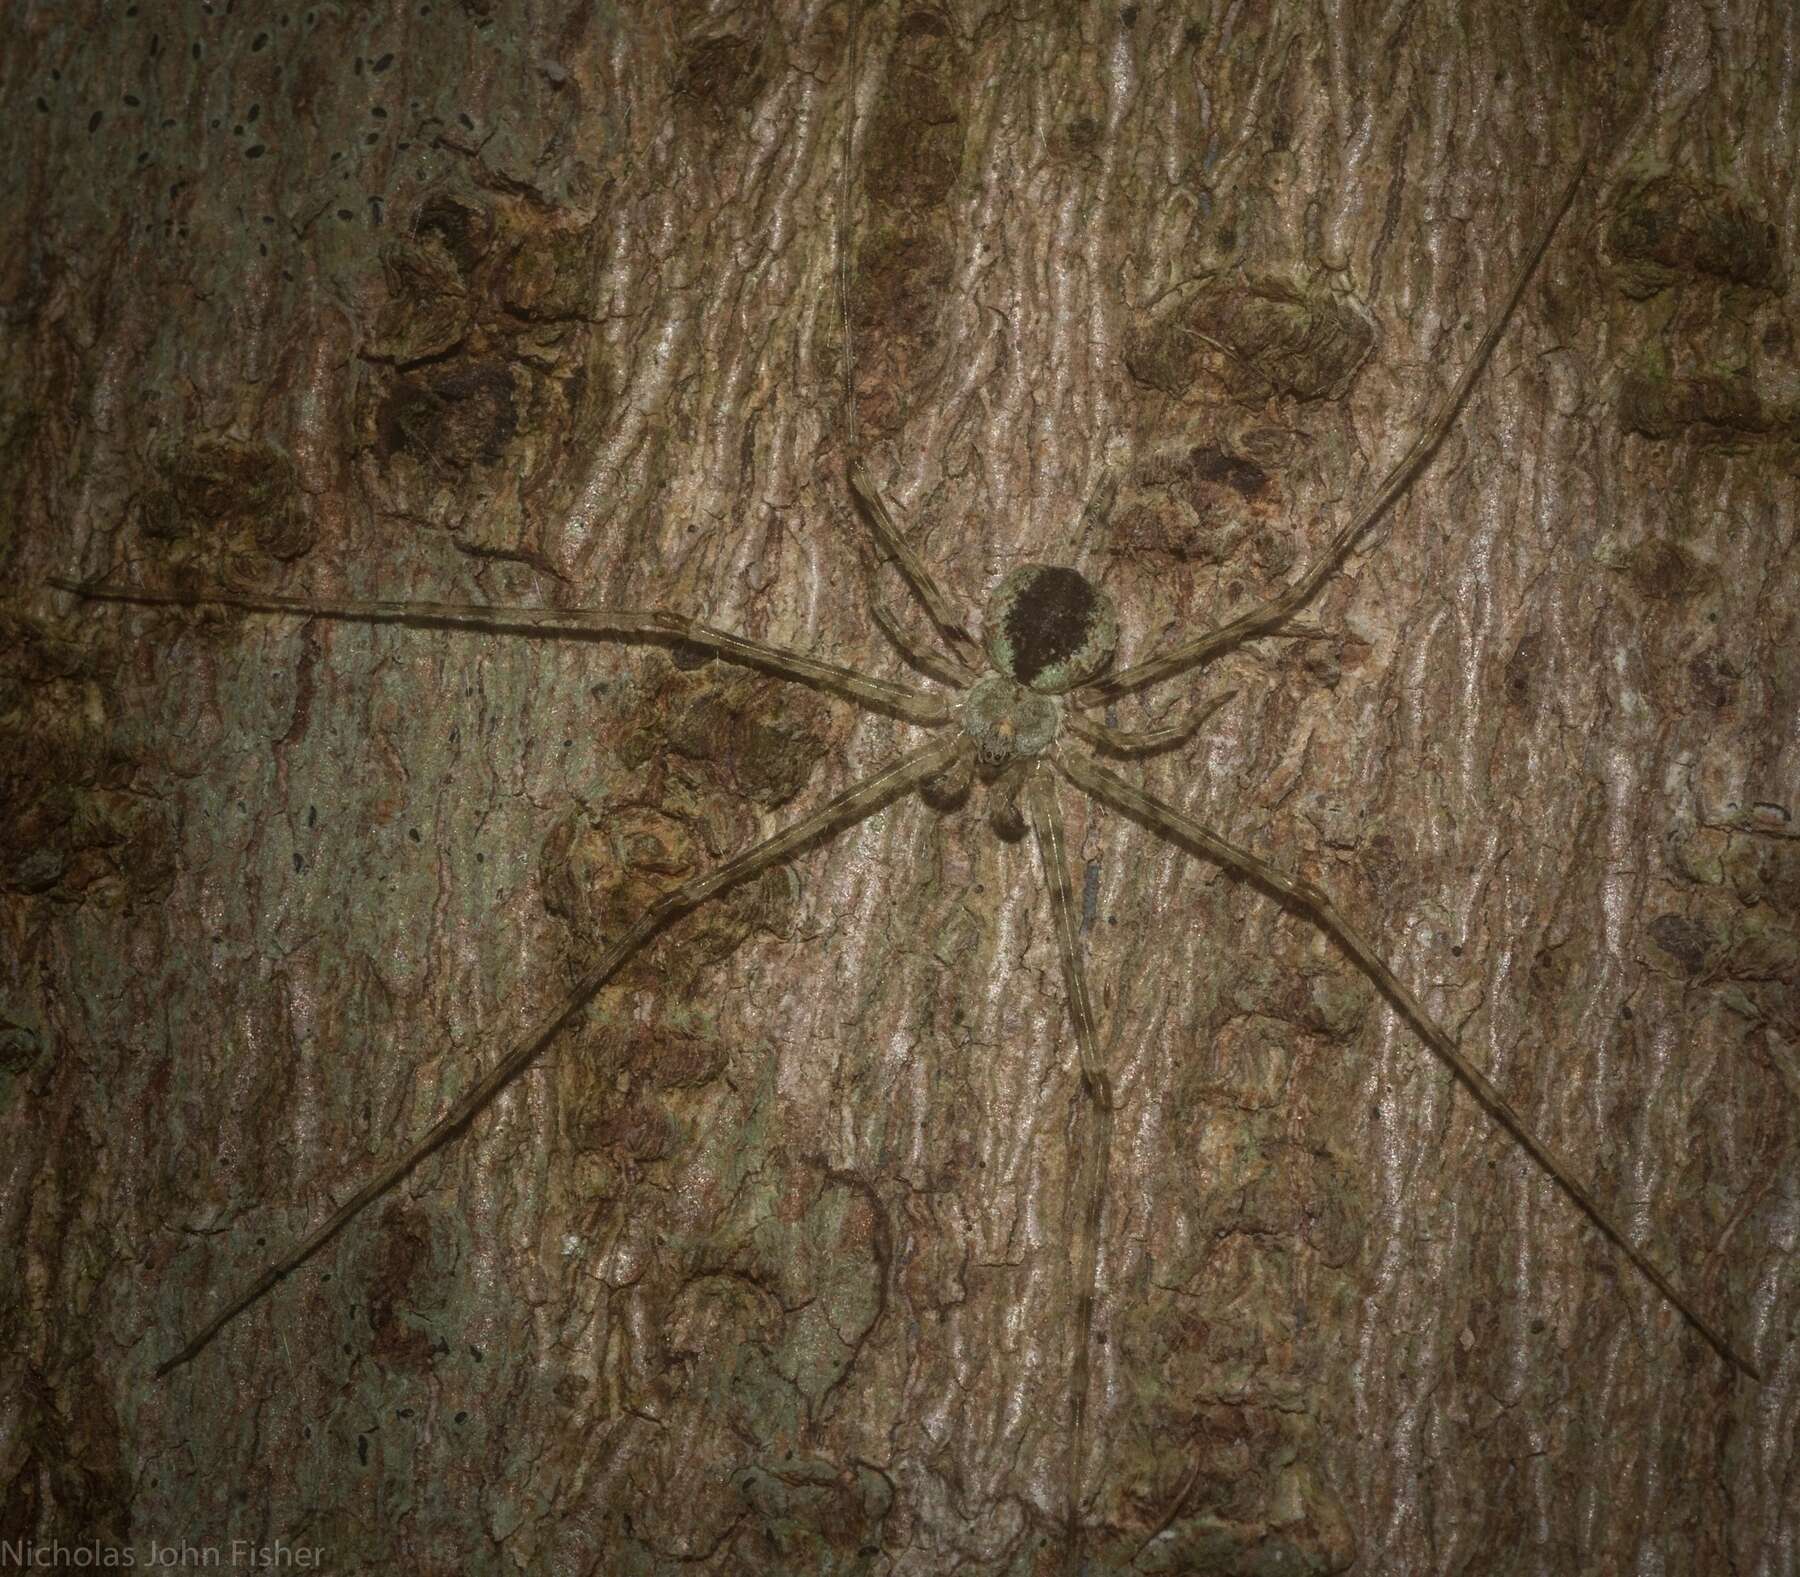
53 140 1756 1569
31 5 1783 1571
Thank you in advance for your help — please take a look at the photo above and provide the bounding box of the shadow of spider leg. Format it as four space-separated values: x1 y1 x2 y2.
47 573 965 1375
1058 746 1759 1382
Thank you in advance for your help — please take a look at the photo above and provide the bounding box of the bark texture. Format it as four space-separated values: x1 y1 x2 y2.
2 0 1795 1572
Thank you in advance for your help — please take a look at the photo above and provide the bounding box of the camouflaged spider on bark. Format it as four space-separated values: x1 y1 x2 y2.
50 142 1760 1544
42 30 1769 1577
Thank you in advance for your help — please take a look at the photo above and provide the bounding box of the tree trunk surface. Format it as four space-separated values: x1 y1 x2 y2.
3 0 1795 1572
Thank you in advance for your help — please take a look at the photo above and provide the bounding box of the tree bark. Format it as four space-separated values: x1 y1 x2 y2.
3 0 1794 1571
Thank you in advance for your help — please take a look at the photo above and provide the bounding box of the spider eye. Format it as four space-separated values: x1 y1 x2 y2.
983 564 1117 694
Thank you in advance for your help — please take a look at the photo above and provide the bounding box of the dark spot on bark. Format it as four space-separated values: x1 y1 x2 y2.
676 35 764 118
0 1018 42 1078
637 1026 729 1092
1743 841 1800 917
138 437 315 567
1615 538 1712 604
1062 114 1102 160
1647 913 1715 975
565 1024 727 1161
21 1378 120 1543
581 1097 674 1161
1504 632 1541 709
363 1208 439 1371
1607 174 1782 296
1128 276 1375 402
1356 833 1407 901
1688 650 1739 711
861 12 962 212
1566 0 1633 24
412 193 489 273
625 667 832 808
852 227 953 346
542 671 814 989
376 361 518 469
1617 371 1774 445
849 223 955 435
1108 438 1284 566
1186 445 1268 498
499 224 592 320
737 1457 894 1558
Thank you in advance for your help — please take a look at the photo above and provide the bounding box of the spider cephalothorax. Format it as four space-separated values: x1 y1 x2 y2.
961 674 1060 768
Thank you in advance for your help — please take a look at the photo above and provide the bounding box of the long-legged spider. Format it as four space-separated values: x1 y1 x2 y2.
55 131 1757 1566
17 3 1785 1562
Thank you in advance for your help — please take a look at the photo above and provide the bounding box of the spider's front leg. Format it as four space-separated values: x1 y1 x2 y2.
847 460 985 686
1021 762 1117 1571
151 732 964 1376
1057 746 1758 1381
49 567 967 1374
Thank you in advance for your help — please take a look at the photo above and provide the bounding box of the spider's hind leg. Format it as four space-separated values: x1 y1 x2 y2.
848 461 984 683
1073 158 1589 709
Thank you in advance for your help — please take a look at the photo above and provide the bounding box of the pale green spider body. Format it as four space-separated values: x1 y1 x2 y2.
960 563 1118 769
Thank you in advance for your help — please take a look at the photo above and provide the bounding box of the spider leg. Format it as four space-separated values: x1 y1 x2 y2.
1065 688 1237 756
154 733 963 1378
1022 764 1115 1568
49 576 951 726
870 585 978 689
848 461 985 681
836 14 970 693
1057 746 1760 1381
1074 157 1588 707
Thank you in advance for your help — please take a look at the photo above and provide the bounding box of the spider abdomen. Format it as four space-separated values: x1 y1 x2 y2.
983 563 1117 694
